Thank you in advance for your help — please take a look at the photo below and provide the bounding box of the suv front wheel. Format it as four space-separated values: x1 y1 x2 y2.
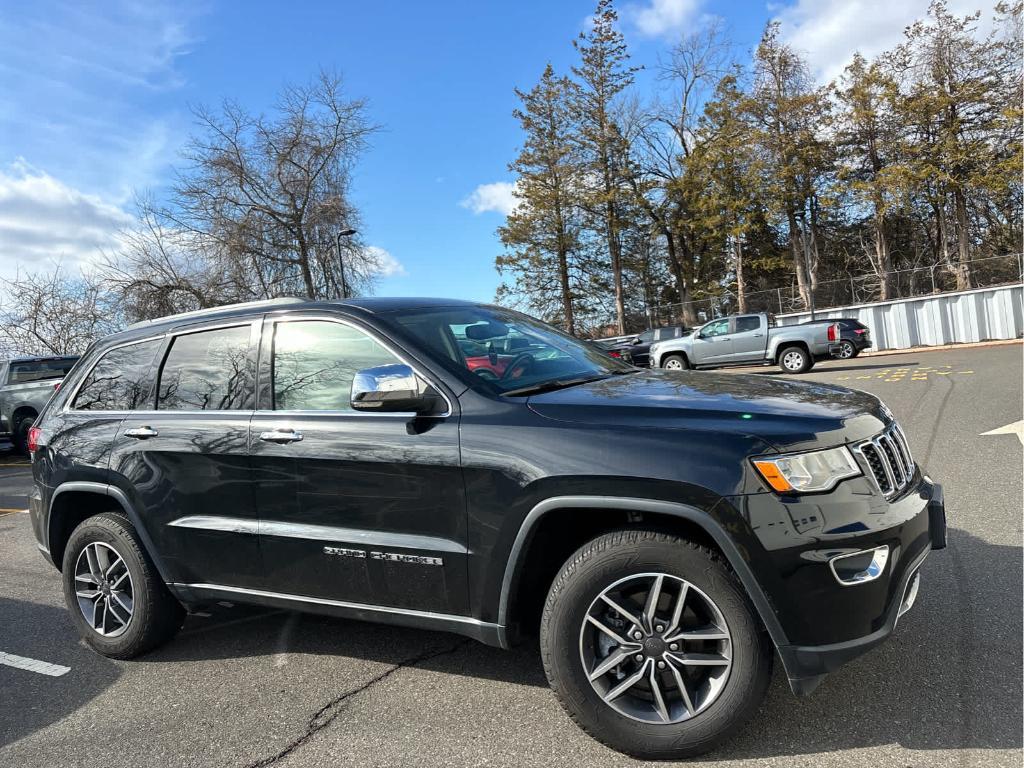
62 512 185 658
540 529 772 760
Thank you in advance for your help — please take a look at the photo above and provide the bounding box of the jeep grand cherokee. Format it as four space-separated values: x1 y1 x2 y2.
27 297 946 759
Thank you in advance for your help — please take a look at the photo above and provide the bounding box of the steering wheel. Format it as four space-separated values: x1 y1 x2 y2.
501 352 535 381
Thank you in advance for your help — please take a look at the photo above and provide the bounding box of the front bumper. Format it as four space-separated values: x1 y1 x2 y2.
778 482 946 694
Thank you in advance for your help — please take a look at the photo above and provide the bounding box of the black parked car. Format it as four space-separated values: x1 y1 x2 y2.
801 317 872 359
27 297 945 760
601 325 691 368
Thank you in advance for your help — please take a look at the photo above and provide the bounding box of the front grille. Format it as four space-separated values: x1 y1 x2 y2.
856 423 915 499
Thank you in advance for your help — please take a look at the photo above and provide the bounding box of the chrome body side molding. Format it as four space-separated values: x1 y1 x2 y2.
168 515 468 554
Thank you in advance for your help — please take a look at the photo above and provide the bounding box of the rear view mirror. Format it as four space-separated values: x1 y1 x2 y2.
465 321 509 340
351 364 442 414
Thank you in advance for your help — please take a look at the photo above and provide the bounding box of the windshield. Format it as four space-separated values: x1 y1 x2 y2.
390 306 634 395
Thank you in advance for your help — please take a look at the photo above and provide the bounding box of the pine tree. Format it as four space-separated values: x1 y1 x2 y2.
497 64 586 333
748 23 832 310
572 0 639 334
835 53 902 299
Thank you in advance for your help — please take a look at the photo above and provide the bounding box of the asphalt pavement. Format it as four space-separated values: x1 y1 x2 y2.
0 344 1021 767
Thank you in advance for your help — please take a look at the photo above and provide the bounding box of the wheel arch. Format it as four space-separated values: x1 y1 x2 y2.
772 339 810 362
497 495 790 652
48 481 173 583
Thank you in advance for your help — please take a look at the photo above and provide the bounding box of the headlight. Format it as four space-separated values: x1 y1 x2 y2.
752 446 861 494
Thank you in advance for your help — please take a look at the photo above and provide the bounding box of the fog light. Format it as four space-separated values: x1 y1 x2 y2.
829 545 889 586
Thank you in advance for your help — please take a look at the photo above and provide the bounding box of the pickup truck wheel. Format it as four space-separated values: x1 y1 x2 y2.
540 530 772 760
661 354 689 371
62 512 185 659
12 413 34 454
778 346 811 374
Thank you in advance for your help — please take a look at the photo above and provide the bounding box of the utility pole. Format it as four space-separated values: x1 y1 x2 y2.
336 229 357 298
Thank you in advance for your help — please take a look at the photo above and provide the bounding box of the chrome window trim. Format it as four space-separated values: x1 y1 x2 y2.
260 313 454 419
62 335 167 414
176 583 490 629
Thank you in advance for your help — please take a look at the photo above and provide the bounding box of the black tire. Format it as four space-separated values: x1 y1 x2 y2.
777 345 811 374
661 353 689 371
850 348 862 358
12 412 35 455
62 512 185 659
835 340 856 360
540 530 772 760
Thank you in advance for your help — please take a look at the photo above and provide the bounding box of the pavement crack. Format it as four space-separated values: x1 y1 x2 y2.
243 638 470 768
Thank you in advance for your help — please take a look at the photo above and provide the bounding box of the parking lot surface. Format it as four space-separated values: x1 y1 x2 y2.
1 344 1020 767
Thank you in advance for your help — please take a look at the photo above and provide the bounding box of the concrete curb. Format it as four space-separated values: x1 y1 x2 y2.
861 338 1021 357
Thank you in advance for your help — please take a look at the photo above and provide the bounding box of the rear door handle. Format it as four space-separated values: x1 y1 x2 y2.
259 429 303 444
124 426 159 439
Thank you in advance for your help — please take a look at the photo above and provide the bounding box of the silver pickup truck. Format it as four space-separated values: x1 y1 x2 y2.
0 356 79 452
649 313 839 374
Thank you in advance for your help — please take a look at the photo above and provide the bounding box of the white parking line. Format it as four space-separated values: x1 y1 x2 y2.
0 650 71 677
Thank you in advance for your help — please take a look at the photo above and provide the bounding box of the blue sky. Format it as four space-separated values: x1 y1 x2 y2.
0 0 976 301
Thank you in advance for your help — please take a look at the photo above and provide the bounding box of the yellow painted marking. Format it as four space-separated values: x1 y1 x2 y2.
856 375 872 379
958 370 974 374
837 376 850 380
0 508 28 516
935 371 951 375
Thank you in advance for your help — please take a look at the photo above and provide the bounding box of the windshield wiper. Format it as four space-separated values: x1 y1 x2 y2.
502 375 608 397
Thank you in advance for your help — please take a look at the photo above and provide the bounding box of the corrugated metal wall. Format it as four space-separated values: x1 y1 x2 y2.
776 284 1023 351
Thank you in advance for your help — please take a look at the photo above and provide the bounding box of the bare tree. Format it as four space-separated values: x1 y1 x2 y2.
0 265 122 356
167 71 379 300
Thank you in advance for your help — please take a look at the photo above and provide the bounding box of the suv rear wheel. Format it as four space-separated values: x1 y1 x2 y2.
62 512 185 658
540 529 772 759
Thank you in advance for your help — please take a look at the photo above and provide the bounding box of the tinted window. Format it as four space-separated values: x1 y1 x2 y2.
701 319 730 338
735 316 760 333
8 358 78 384
636 330 656 343
272 321 399 411
157 326 252 411
72 342 159 411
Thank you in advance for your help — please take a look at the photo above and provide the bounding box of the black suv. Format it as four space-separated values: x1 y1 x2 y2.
28 298 945 759
801 317 872 359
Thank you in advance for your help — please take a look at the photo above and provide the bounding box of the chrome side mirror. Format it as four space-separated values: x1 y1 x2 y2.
350 363 440 414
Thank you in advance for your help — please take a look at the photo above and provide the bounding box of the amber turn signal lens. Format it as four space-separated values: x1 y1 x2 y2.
752 460 795 493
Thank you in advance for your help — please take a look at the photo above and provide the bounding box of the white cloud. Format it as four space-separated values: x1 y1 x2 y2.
775 0 993 83
460 181 519 216
624 0 703 37
0 1 199 202
0 159 132 278
363 245 407 278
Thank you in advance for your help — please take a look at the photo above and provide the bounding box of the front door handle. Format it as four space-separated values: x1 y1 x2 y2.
259 429 303 444
124 426 159 439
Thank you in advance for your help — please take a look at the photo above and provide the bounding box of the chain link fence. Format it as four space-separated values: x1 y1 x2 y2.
642 253 1024 330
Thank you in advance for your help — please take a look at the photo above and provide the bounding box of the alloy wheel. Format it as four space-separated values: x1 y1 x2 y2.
782 351 805 371
579 572 732 724
74 542 135 637
837 341 855 359
664 358 684 370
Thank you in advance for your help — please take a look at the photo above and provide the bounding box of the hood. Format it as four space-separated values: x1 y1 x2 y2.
526 369 888 451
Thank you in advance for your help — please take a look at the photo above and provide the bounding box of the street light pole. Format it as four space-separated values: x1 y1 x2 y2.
336 228 357 298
